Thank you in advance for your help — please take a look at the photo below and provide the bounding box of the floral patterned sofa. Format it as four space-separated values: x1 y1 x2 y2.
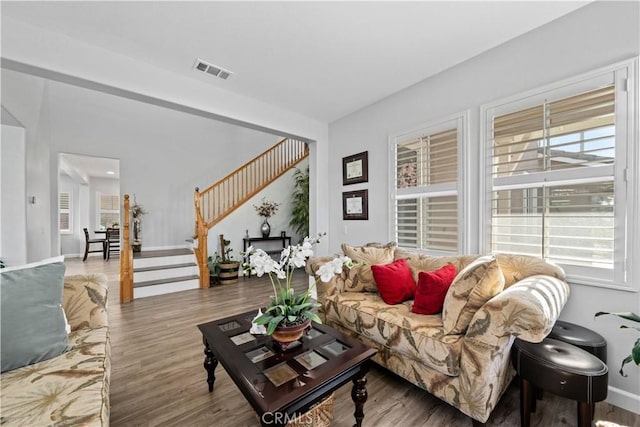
307 245 569 425
0 274 110 426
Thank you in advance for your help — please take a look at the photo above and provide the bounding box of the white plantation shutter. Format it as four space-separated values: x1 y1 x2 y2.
492 182 614 267
492 85 615 179
59 192 71 233
487 63 633 285
394 118 461 253
99 194 120 228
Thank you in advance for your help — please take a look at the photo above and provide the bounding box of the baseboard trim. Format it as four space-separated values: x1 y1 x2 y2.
63 253 84 259
606 386 640 415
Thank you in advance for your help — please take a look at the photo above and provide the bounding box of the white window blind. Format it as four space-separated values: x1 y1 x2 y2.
99 194 120 229
487 60 635 286
59 192 71 233
393 119 461 253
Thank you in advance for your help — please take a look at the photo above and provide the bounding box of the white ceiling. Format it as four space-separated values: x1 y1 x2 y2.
59 153 120 182
2 1 589 123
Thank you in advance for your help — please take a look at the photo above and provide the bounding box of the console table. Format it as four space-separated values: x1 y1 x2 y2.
243 236 291 276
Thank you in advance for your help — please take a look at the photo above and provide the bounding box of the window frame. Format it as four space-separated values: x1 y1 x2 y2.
59 191 72 235
389 110 470 255
97 193 120 230
480 58 638 290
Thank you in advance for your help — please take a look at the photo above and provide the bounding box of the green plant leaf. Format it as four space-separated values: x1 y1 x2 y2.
292 302 313 313
596 311 640 376
254 313 271 325
305 312 322 324
266 315 284 335
632 337 640 365
595 311 640 323
620 355 634 377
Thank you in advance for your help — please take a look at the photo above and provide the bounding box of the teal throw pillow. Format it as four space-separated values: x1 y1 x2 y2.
1 258 70 372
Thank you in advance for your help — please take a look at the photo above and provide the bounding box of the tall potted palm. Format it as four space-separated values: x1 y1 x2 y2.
289 167 309 240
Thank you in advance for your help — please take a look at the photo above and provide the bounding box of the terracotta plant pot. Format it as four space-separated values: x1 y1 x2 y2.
272 318 311 351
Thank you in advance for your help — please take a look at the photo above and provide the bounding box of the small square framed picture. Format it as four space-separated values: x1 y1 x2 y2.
342 190 368 220
342 151 368 185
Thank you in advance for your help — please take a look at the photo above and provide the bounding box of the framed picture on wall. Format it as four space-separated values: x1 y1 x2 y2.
342 190 368 220
342 151 368 185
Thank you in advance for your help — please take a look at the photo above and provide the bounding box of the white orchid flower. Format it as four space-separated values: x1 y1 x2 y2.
317 262 336 283
275 268 287 280
300 241 314 258
280 246 291 262
330 257 344 274
291 250 307 268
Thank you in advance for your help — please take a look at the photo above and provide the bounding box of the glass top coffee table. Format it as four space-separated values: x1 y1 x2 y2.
197 310 377 427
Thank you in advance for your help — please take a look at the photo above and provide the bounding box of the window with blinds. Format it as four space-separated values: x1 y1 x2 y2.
59 192 71 233
486 62 634 286
393 118 462 253
99 194 120 229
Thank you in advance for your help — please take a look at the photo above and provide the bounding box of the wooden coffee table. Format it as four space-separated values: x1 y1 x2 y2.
197 310 377 427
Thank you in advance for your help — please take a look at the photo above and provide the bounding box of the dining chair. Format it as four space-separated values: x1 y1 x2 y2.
105 227 121 261
83 228 106 262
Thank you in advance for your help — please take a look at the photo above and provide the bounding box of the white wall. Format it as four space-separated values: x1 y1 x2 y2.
328 1 640 413
0 124 27 266
1 72 52 262
1 72 296 253
1 16 330 257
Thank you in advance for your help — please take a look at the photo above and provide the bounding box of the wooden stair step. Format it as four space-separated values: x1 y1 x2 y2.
134 262 197 273
134 274 199 288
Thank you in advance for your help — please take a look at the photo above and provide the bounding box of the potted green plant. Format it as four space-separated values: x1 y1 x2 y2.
245 233 354 350
595 311 640 376
217 234 240 285
289 167 309 240
207 252 223 285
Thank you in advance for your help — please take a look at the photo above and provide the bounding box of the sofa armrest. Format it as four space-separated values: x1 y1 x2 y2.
62 274 109 331
465 275 569 345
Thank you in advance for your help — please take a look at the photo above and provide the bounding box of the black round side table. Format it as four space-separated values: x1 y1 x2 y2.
511 338 608 427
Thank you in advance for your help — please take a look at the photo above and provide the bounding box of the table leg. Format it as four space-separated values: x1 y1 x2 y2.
203 338 218 392
351 364 369 427
521 377 532 427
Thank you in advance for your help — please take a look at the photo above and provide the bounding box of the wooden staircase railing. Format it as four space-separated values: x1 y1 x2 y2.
120 194 134 303
193 137 309 287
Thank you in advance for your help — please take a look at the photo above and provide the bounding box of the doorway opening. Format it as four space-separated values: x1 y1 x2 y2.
58 153 120 258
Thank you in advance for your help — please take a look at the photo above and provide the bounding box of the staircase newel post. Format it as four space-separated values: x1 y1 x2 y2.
194 187 210 288
120 194 134 303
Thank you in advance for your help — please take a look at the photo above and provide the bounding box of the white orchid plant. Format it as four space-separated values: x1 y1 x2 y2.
245 233 353 335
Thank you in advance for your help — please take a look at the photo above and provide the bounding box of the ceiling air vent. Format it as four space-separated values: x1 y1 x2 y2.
193 58 233 80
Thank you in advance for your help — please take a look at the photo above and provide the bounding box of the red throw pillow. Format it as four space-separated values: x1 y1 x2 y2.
412 264 457 315
371 259 416 305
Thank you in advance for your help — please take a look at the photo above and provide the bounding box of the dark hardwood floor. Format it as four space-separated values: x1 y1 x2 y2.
65 257 640 427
